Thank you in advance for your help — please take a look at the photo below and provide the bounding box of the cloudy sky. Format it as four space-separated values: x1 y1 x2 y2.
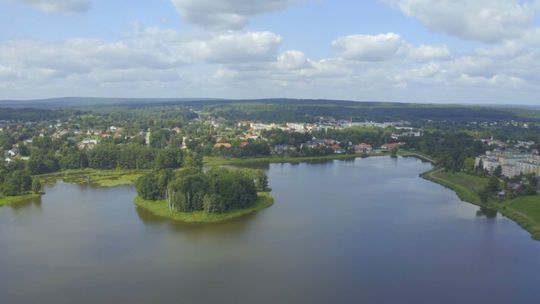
1 0 540 104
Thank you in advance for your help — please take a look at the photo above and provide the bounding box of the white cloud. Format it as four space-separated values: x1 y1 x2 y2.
407 44 450 61
15 0 91 14
332 33 404 61
332 33 451 62
275 50 311 70
189 31 282 63
0 26 286 98
386 0 537 43
171 0 297 30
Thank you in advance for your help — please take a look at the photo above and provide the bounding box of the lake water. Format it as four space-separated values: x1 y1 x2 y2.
1 157 539 304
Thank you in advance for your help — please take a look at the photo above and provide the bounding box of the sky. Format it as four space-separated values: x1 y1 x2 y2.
1 0 540 104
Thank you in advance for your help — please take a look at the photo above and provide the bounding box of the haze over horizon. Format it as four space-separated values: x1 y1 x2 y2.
1 0 540 105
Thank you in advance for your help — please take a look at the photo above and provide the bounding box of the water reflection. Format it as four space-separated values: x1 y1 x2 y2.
134 205 261 237
476 206 498 219
2 157 540 304
8 196 42 212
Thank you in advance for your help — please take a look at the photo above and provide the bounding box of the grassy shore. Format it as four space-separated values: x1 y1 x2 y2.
134 192 274 224
0 193 41 207
38 169 147 187
423 168 540 240
203 153 391 166
398 150 437 163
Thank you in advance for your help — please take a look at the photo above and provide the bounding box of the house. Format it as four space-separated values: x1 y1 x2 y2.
272 145 296 155
354 143 372 154
214 143 232 149
381 143 402 151
78 138 99 150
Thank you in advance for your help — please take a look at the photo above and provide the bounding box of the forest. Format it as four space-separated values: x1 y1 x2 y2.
136 166 270 214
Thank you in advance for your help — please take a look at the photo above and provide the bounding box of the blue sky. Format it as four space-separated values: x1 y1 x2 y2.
1 0 540 104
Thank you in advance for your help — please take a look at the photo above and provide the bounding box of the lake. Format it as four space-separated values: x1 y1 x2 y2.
1 157 539 304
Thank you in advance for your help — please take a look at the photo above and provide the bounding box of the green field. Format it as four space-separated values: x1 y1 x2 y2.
134 192 274 224
39 169 147 187
423 169 489 204
502 196 540 239
0 193 41 207
423 168 540 240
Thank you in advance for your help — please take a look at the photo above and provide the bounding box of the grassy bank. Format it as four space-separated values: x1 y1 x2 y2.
0 193 41 207
134 192 274 224
203 153 391 166
398 150 437 163
39 169 147 187
423 168 540 240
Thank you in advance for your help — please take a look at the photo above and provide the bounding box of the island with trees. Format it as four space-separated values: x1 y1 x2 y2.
134 164 273 223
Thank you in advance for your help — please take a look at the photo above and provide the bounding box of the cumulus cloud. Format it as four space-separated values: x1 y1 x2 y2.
189 31 282 63
15 0 91 14
385 0 537 43
332 33 450 62
332 33 404 61
0 26 287 97
407 44 450 61
275 50 311 70
171 0 297 30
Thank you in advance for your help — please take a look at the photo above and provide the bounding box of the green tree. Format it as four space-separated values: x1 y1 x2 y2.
487 176 501 192
463 158 475 172
493 165 502 178
31 178 42 194
135 173 162 200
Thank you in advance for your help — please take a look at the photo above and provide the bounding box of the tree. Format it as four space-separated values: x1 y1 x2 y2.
240 169 270 192
463 158 475 172
487 176 501 192
493 165 502 178
2 170 32 196
155 149 183 169
135 173 162 200
479 189 489 203
32 178 42 194
167 173 207 212
184 152 203 170
390 147 399 158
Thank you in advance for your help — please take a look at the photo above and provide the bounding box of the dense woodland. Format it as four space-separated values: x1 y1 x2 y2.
136 166 269 214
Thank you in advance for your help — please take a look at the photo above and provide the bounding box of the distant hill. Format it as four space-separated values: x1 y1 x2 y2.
0 97 538 122
0 97 218 109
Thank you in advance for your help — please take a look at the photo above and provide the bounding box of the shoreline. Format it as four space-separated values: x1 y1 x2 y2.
0 193 41 207
134 192 274 224
203 152 392 166
3 155 538 241
38 169 147 187
422 168 540 240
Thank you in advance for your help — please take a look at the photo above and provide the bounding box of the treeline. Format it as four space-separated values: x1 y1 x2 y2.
136 167 270 214
0 161 41 197
25 140 201 175
404 131 485 171
183 100 525 123
0 107 75 122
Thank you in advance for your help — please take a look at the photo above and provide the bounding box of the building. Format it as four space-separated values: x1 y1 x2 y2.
476 149 540 177
214 143 232 149
354 143 372 153
381 143 402 151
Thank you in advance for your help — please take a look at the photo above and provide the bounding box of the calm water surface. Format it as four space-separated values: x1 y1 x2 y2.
1 157 539 304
